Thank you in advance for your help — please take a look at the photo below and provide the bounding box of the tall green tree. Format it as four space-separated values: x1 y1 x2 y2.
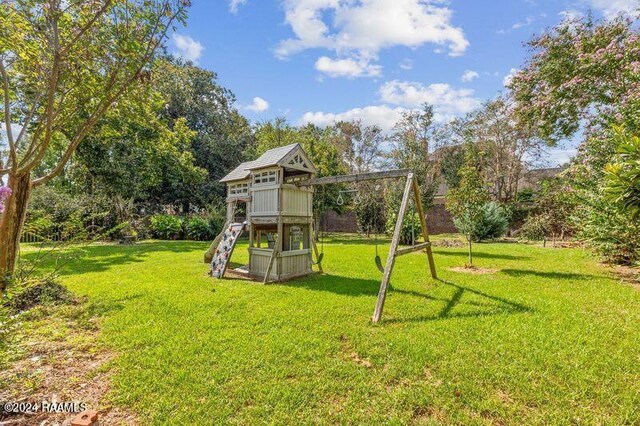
0 0 189 289
254 119 346 219
75 98 205 209
153 57 253 207
510 16 640 264
465 96 546 202
387 103 441 208
446 145 490 265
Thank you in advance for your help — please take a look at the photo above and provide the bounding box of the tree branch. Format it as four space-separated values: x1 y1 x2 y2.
32 5 180 187
16 6 62 177
15 93 43 147
60 1 113 57
0 59 18 172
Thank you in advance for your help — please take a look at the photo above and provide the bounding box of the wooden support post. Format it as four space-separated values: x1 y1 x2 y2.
394 242 431 257
275 169 284 281
372 173 414 323
263 248 277 284
412 177 438 279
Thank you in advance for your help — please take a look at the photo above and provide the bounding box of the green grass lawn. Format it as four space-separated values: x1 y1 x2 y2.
7 236 640 424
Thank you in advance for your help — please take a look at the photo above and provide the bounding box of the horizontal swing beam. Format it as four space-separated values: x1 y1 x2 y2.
296 169 412 187
394 242 432 257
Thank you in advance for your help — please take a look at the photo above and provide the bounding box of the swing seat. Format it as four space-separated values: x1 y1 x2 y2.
374 255 385 273
309 252 324 266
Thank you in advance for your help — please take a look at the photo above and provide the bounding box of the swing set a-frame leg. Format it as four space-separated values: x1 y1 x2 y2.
372 173 414 323
372 174 438 323
412 176 437 280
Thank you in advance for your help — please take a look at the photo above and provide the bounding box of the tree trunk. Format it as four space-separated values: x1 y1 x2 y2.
0 173 32 291
468 235 473 266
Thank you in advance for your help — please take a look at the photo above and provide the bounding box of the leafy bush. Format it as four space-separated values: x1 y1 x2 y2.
356 191 386 236
24 215 56 239
150 214 183 239
386 211 422 245
26 185 116 241
577 201 640 265
185 216 215 241
519 214 550 241
516 188 536 202
5 278 76 312
456 202 509 242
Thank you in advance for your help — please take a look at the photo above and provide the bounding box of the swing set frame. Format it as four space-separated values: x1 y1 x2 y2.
298 169 438 323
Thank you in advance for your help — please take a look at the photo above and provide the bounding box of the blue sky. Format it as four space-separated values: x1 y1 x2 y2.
1 0 637 165
169 0 637 165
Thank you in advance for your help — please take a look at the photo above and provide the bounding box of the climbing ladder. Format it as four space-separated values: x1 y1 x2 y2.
210 222 245 278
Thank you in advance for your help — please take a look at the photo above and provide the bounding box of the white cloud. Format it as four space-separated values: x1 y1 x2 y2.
399 58 413 70
0 123 23 147
379 80 481 117
512 16 535 29
547 148 577 166
559 9 584 20
503 68 518 87
172 34 204 62
315 56 381 78
584 0 639 17
246 97 270 112
229 0 247 14
301 78 482 131
300 105 408 131
275 0 469 76
498 15 538 34
461 70 479 82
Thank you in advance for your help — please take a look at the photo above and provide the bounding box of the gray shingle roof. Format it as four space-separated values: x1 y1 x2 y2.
250 143 299 170
219 161 255 183
220 144 300 183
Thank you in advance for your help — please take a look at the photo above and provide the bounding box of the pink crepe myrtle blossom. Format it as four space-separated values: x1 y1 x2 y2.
0 186 11 213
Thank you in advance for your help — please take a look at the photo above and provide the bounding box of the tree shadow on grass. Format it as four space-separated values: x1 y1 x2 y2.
87 293 144 317
384 279 533 324
501 268 600 281
19 240 207 277
279 274 533 323
432 250 530 261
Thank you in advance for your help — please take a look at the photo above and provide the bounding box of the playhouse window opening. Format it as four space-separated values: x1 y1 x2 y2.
253 170 277 186
229 182 249 195
283 224 309 251
283 169 310 183
254 226 277 249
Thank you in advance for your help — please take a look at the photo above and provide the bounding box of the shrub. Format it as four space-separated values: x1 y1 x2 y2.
185 216 215 241
5 278 76 312
356 191 386 236
150 214 183 239
456 201 509 242
386 211 422 245
23 215 56 240
519 214 550 241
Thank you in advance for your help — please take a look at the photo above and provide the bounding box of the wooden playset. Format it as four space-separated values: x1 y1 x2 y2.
204 143 438 322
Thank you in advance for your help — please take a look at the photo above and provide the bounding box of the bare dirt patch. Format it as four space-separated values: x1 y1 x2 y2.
338 334 373 369
431 239 465 248
0 306 136 425
608 264 640 288
448 266 498 275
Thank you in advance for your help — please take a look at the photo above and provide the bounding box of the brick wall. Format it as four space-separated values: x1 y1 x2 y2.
425 204 457 234
320 210 359 233
320 205 457 235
